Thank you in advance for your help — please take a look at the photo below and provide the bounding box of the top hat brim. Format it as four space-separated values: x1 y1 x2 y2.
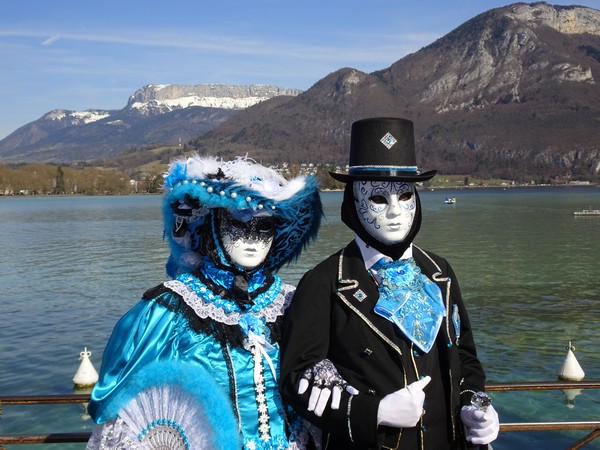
329 169 437 183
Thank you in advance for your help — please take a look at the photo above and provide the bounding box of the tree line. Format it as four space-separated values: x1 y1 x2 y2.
0 164 161 195
0 161 350 196
1 160 444 196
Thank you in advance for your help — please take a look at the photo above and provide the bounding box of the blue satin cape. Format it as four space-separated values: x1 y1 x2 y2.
89 283 295 449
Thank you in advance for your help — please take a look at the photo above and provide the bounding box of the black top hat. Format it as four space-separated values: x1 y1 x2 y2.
329 117 437 182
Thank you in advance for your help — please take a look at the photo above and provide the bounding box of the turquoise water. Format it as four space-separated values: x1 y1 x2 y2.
1 187 599 449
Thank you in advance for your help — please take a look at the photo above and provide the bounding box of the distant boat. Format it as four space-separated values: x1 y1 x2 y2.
573 207 600 216
445 197 457 204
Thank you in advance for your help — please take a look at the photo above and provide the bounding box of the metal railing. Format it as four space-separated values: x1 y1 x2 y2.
1 381 599 449
485 381 600 450
0 393 91 448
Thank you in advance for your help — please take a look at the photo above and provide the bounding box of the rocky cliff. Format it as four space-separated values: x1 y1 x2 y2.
127 84 303 114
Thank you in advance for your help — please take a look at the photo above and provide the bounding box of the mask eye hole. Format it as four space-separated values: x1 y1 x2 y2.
399 192 413 201
369 195 388 205
229 218 247 230
256 219 275 234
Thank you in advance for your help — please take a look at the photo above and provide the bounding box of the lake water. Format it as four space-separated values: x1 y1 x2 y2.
1 187 599 449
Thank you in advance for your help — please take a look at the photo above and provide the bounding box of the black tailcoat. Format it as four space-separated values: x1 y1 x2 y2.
280 241 487 450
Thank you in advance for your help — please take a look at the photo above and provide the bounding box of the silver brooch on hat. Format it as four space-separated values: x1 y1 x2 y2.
380 132 397 149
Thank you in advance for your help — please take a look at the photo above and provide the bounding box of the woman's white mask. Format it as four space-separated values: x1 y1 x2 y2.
353 181 416 245
219 212 275 270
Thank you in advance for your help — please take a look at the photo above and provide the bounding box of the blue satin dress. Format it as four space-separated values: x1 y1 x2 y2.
88 269 303 450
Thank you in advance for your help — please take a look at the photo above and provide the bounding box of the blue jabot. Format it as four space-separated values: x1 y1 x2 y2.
372 257 446 353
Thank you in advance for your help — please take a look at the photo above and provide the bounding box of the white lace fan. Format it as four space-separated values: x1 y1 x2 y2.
118 383 234 450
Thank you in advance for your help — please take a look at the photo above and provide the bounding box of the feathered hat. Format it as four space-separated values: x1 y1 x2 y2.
162 155 322 277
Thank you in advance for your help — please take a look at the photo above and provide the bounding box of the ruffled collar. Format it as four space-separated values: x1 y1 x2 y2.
163 270 294 327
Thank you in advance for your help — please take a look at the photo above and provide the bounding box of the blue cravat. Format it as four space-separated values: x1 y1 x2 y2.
371 258 446 353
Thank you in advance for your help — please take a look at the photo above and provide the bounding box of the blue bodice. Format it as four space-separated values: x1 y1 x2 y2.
89 272 300 449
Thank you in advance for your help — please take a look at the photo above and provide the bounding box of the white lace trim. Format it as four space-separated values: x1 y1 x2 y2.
86 418 141 450
163 280 295 326
87 414 319 450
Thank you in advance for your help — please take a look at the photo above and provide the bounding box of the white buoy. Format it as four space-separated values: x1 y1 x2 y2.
562 388 583 409
557 342 585 381
73 347 99 390
80 402 92 420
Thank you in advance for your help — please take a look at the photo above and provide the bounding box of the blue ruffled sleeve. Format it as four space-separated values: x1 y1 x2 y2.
88 294 184 423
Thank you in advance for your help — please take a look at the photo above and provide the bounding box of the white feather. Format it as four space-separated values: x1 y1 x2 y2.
175 154 306 200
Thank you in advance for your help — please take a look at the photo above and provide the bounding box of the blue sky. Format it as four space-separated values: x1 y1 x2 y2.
1 0 599 140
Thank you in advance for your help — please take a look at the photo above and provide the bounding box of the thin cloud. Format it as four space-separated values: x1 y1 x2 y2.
41 34 61 46
1 26 435 67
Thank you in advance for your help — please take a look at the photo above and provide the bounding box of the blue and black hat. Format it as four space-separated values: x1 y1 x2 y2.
162 155 322 277
329 117 437 182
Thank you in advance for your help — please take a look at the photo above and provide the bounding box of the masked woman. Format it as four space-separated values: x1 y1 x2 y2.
87 156 322 450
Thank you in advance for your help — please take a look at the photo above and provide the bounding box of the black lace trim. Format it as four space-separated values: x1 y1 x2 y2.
193 268 275 300
220 339 241 426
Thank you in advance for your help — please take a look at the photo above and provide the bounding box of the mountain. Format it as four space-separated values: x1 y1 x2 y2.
2 2 600 182
194 2 600 182
0 84 300 163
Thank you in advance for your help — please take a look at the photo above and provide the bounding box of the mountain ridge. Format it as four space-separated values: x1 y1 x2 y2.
194 2 600 181
1 2 600 182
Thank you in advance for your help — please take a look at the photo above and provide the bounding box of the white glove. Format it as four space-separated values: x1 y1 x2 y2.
377 376 431 428
298 359 359 417
460 404 500 445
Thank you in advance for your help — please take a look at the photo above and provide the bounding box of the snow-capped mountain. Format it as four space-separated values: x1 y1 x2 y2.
0 83 301 163
127 84 302 115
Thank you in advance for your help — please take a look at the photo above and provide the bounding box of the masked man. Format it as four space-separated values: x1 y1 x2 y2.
280 117 499 449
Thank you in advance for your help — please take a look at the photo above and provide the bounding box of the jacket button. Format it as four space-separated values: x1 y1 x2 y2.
367 389 376 395
361 348 373 356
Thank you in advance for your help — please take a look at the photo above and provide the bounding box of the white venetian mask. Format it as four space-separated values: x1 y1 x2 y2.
219 211 275 270
353 180 416 245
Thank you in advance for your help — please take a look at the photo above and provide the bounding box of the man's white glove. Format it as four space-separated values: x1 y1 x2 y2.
460 404 500 445
298 359 359 417
377 376 431 428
